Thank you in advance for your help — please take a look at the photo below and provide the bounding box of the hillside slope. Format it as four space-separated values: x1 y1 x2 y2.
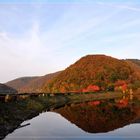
0 83 17 94
6 72 61 93
125 60 140 78
6 77 38 91
127 59 140 67
44 55 140 93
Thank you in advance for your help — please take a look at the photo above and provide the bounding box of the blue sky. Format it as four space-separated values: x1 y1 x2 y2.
0 0 140 82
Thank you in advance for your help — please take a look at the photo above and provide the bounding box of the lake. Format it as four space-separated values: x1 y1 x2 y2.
4 100 140 140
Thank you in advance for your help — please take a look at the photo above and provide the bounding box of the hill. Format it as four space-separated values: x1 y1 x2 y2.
125 59 140 73
127 59 140 67
6 77 38 92
44 55 140 93
6 72 61 93
0 83 17 94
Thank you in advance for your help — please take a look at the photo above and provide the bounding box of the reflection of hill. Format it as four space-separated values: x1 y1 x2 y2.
54 102 139 133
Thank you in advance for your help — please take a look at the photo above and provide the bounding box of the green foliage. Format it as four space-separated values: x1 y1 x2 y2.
129 80 140 90
107 84 115 91
109 73 119 82
95 81 107 89
95 73 104 81
27 99 43 111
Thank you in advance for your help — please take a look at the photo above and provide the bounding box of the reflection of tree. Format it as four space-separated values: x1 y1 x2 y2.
54 101 139 133
0 96 67 139
1 97 140 139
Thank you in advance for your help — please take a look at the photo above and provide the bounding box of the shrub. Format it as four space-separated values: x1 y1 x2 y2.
107 84 115 91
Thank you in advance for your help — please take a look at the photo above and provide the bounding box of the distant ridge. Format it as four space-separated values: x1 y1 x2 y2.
0 83 17 94
126 59 140 67
6 71 61 93
6 77 38 91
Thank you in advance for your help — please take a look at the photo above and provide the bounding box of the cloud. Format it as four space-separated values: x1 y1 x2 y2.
0 22 54 82
0 2 140 82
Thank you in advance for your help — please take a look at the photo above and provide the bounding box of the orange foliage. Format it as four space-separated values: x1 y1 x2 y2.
88 101 101 106
87 85 100 92
115 80 128 91
115 80 126 86
83 85 100 92
117 99 128 108
121 84 127 91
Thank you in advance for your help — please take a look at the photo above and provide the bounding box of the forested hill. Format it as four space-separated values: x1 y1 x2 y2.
43 55 140 93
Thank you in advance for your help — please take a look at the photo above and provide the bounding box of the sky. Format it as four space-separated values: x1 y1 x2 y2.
0 0 140 83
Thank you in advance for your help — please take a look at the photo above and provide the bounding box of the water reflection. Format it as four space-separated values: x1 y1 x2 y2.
2 98 140 140
54 100 140 133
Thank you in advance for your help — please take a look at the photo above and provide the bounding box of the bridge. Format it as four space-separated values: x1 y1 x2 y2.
0 90 134 103
0 92 78 102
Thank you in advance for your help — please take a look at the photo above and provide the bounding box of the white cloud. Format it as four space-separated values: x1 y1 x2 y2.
0 22 54 83
0 2 140 82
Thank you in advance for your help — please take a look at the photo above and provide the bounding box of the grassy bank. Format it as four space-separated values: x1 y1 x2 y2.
66 91 123 104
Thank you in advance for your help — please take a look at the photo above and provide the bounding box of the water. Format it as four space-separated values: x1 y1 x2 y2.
5 100 140 140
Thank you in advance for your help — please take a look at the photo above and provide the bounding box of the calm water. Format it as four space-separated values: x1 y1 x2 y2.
5 101 140 140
